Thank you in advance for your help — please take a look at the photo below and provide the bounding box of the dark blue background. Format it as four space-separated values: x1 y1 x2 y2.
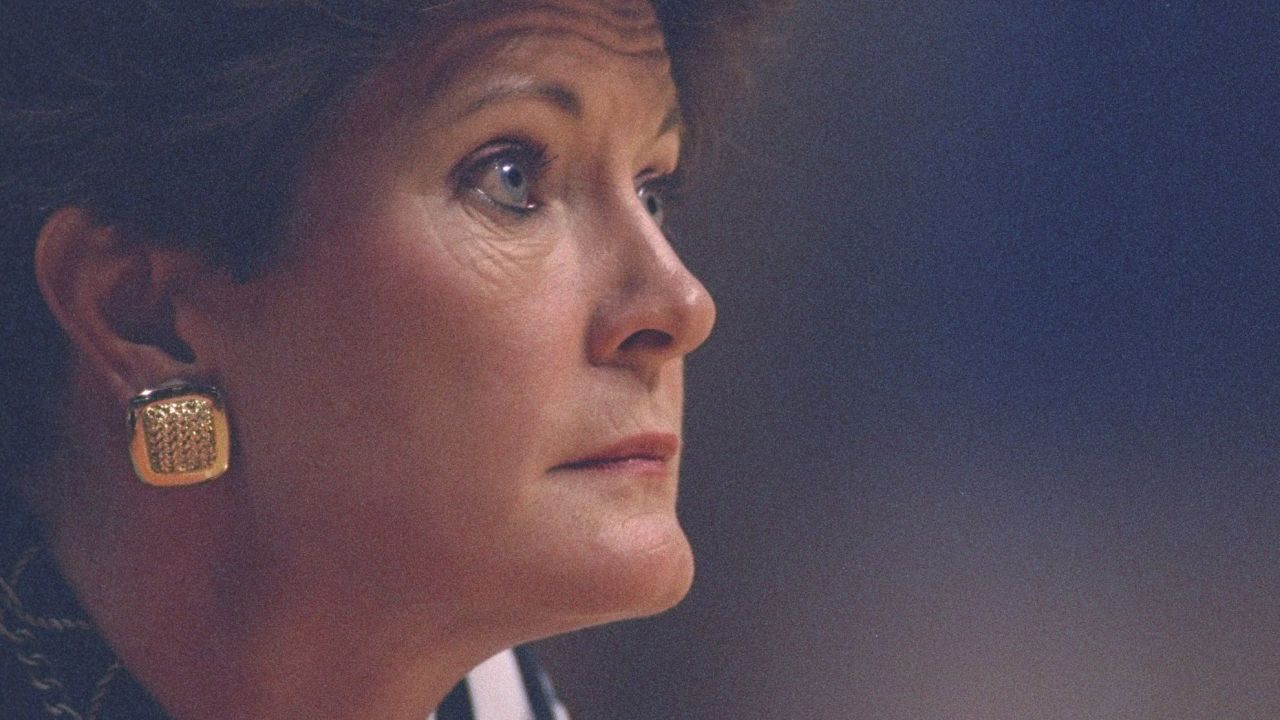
542 3 1280 717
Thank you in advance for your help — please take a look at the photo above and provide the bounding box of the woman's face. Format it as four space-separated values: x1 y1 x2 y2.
189 0 714 641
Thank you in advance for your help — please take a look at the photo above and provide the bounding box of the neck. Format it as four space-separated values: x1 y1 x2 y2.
37 455 486 720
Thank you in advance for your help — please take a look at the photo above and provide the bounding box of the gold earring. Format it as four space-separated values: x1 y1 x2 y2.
127 383 230 486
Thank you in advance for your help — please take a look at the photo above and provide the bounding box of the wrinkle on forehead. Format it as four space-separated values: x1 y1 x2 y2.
510 0 661 36
343 0 673 141
583 0 658 22
464 1 667 59
468 26 669 63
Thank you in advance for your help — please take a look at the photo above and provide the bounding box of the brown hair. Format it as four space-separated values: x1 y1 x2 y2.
0 0 783 479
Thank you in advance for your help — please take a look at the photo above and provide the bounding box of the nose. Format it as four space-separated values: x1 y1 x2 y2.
587 204 716 375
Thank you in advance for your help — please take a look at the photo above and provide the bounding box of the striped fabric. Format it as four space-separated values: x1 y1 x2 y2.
430 647 571 720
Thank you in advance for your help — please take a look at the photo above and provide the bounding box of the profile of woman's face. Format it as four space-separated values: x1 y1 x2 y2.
184 0 714 643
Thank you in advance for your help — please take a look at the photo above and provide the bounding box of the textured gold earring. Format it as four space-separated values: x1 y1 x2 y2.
127 383 230 486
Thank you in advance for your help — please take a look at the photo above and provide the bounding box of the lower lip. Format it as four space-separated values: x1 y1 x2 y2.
551 457 671 478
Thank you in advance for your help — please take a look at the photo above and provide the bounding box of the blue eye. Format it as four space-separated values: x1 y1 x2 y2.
457 140 551 215
477 158 532 210
638 177 678 226
638 186 664 224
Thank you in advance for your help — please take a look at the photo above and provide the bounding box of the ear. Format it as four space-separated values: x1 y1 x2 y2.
33 207 207 405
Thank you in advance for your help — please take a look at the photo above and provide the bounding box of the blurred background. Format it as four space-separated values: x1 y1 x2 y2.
538 2 1279 719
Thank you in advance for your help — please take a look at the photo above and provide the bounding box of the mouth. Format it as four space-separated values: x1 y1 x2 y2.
550 432 679 475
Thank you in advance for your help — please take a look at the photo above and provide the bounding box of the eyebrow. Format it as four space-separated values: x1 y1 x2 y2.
461 80 583 119
458 80 683 138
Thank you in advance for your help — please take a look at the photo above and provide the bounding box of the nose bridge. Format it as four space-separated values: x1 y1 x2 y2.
586 182 716 368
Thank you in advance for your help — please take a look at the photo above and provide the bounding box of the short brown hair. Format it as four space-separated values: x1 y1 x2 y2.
0 0 783 479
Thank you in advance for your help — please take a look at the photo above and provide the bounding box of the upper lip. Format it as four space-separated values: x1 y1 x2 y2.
552 432 680 470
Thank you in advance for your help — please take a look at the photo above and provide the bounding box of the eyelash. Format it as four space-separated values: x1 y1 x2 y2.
451 136 682 221
640 172 683 206
453 137 552 215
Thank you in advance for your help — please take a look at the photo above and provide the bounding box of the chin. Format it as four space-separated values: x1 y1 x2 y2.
534 512 696 631
598 511 695 619
614 527 696 618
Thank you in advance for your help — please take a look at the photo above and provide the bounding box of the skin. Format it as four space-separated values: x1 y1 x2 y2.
26 1 715 718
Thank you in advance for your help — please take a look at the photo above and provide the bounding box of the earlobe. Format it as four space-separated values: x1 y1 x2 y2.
33 207 204 406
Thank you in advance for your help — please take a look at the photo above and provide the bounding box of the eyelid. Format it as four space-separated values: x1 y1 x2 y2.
638 170 684 204
451 136 553 211
638 170 682 189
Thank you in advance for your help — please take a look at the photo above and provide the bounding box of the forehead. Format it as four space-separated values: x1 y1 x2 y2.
391 0 674 105
446 0 666 55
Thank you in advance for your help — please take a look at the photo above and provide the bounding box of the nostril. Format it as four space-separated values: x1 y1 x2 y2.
619 328 673 353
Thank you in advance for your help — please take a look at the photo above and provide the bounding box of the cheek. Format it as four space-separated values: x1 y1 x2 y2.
236 197 584 525
369 204 584 459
